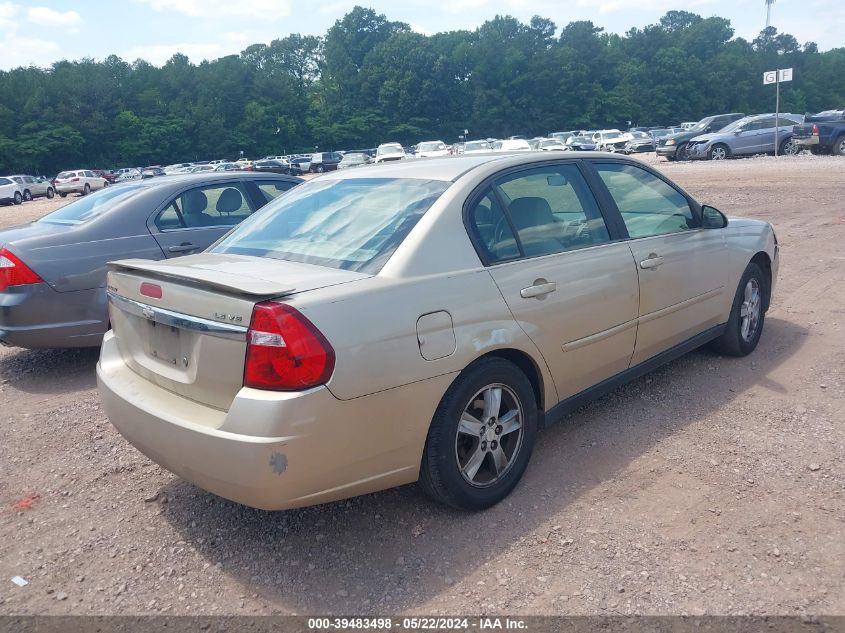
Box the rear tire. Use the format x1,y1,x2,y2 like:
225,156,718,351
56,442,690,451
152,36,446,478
833,135,845,157
419,357,538,510
709,144,729,160
711,262,767,357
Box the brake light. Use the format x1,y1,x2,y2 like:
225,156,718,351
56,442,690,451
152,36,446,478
244,302,335,391
812,124,820,136
0,248,43,292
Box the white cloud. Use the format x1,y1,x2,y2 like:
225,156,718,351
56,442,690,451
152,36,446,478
0,1,20,30
135,0,291,20
27,6,83,30
0,33,61,69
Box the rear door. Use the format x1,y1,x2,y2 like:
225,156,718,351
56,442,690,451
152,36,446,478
469,161,640,402
590,161,729,365
149,181,257,258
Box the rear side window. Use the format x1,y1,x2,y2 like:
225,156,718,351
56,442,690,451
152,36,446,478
467,191,519,263
38,184,145,225
255,180,297,203
476,164,610,261
155,183,255,231
593,163,696,238
0,178,11,185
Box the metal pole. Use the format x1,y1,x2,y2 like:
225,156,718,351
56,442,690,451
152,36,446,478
775,71,780,157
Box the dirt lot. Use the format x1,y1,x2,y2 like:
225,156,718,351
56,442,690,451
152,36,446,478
0,155,843,616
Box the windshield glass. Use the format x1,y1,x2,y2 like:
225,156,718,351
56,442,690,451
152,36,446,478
418,142,446,152
464,141,489,151
719,118,750,133
342,153,367,163
211,178,450,273
38,184,144,225
377,145,403,156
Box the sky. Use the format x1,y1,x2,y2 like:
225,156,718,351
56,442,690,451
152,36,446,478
0,0,842,71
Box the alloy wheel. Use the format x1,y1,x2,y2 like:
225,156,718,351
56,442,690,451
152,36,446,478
782,139,799,156
455,384,524,488
740,278,762,342
710,146,727,160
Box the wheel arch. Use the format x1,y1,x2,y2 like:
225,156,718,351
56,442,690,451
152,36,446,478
469,348,547,413
750,251,773,311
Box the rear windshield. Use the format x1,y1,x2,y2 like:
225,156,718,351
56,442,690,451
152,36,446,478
57,171,76,178
38,183,145,225
211,177,450,273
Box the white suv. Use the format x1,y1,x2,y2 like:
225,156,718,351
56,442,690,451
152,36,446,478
0,176,24,205
54,170,109,197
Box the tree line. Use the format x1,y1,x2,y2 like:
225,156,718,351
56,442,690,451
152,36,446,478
0,7,843,175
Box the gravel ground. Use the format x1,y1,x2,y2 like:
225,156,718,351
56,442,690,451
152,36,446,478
0,155,843,616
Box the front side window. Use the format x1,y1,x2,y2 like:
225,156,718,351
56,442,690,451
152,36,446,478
155,183,255,231
211,177,449,273
593,163,696,238
492,164,610,258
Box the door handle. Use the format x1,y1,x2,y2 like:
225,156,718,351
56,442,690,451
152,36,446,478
520,281,557,299
639,254,664,270
168,243,197,253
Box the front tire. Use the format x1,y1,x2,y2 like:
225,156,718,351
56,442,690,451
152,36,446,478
59,192,67,198
23,190,32,201
675,144,690,161
711,262,767,357
709,144,729,160
833,135,845,157
780,138,799,156
419,357,538,510
13,191,22,205
83,184,90,195
46,187,54,199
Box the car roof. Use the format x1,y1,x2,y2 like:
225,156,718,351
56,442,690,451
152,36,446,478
120,171,299,190
320,152,626,183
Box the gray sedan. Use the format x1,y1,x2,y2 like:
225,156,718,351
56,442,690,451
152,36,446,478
686,114,804,160
0,172,301,348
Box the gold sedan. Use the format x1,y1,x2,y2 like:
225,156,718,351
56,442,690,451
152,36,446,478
97,153,778,511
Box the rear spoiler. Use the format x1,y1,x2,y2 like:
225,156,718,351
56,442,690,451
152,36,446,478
109,258,296,297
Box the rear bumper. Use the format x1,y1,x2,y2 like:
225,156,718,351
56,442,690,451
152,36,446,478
55,184,85,194
792,136,818,147
97,332,456,510
0,283,107,348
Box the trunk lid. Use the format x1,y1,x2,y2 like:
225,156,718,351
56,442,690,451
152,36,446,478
107,254,369,412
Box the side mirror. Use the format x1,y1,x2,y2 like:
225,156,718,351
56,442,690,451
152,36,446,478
701,205,728,229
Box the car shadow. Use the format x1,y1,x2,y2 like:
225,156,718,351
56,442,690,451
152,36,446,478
0,346,99,394
159,316,806,613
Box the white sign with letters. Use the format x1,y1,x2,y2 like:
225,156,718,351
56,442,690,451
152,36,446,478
764,68,793,84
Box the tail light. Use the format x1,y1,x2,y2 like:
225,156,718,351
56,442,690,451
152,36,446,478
0,248,43,292
812,124,820,136
244,302,335,391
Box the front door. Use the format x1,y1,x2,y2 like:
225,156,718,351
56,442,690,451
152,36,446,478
590,161,729,365
467,162,640,402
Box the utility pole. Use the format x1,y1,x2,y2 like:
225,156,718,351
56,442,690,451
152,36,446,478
765,0,775,29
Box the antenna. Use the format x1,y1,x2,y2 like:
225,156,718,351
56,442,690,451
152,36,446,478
765,0,775,28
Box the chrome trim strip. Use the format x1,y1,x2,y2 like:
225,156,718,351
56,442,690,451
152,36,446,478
562,318,638,353
107,292,247,341
638,287,724,325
